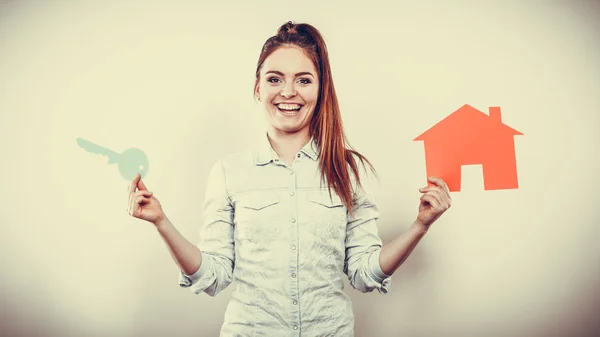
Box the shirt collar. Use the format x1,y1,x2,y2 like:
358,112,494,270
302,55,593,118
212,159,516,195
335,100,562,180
254,132,320,165
255,133,278,165
300,137,319,161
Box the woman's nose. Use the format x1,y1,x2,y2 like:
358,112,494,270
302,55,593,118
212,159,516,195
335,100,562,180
280,84,297,98
280,91,296,98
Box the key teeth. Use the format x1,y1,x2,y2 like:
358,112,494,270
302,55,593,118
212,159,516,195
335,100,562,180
76,137,122,164
76,138,96,153
76,137,90,147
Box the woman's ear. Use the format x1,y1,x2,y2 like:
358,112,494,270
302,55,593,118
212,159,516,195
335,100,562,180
255,87,261,101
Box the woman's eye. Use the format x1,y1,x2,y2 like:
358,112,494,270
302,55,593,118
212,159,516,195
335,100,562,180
266,77,310,84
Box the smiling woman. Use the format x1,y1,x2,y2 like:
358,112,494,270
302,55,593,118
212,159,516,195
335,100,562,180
252,21,376,211
126,20,452,336
256,47,319,137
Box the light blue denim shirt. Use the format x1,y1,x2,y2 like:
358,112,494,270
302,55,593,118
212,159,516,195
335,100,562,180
179,134,392,336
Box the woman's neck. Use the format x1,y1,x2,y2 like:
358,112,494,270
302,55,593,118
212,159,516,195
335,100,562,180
267,128,311,165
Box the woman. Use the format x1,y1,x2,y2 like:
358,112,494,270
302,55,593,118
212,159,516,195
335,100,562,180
127,21,451,336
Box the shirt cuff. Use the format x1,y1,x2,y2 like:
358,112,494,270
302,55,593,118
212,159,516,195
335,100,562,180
368,249,391,282
179,257,210,287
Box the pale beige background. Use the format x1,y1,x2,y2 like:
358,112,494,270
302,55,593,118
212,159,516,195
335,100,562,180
1,1,599,336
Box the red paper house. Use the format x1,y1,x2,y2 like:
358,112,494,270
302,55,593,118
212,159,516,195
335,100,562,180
414,104,523,192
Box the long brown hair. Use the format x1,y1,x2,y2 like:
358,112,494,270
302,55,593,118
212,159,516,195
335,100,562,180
254,21,376,214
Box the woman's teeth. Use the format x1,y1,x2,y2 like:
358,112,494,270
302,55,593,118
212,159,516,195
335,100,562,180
277,103,302,111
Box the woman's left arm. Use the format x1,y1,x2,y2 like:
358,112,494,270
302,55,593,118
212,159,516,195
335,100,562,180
379,177,452,275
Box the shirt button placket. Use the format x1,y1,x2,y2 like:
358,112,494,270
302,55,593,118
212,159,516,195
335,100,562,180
288,167,300,333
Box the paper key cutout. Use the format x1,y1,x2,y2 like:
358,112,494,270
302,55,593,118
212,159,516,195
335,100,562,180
413,104,523,192
77,138,149,181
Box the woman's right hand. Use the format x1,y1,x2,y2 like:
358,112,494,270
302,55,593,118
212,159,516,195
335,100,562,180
127,173,165,226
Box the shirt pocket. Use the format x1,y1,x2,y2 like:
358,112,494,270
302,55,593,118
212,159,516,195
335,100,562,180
234,190,283,244
304,190,348,242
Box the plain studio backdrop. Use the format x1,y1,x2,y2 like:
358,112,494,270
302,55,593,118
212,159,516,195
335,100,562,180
1,1,599,336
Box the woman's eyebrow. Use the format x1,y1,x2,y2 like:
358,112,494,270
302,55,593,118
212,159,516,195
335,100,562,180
265,70,315,78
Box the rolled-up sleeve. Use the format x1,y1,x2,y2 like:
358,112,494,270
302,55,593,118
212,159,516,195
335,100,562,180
179,159,235,297
343,168,392,294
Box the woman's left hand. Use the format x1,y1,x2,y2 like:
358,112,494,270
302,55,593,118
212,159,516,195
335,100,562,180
416,177,452,228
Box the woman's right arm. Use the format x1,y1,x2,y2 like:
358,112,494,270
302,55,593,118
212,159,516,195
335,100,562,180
154,216,203,276
128,159,235,296
127,174,203,276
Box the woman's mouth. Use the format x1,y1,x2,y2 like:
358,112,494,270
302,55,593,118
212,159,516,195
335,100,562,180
276,103,303,116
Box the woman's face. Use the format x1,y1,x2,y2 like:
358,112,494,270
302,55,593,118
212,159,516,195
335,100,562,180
255,46,320,137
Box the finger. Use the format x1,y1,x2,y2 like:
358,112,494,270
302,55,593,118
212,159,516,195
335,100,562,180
127,174,145,214
127,177,139,214
134,190,153,198
128,193,133,215
129,194,137,216
420,186,451,207
127,189,133,215
428,177,450,197
421,191,448,211
134,194,150,207
419,186,446,201
129,173,141,195
130,197,142,216
419,186,441,193
137,178,149,191
426,190,447,209
128,189,137,215
420,194,441,209
131,191,152,212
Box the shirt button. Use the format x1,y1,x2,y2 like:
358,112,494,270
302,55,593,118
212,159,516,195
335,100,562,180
291,245,296,250
290,171,294,175
290,191,295,196
293,325,298,330
293,300,298,305
291,273,296,278
297,153,301,158
291,218,296,223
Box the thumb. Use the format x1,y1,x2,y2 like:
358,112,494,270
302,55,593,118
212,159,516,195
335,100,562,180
137,177,149,191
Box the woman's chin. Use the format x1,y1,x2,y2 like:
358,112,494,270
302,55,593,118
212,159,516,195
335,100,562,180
271,122,309,135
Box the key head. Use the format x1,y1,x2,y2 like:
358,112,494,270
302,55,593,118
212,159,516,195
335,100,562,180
118,148,149,181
